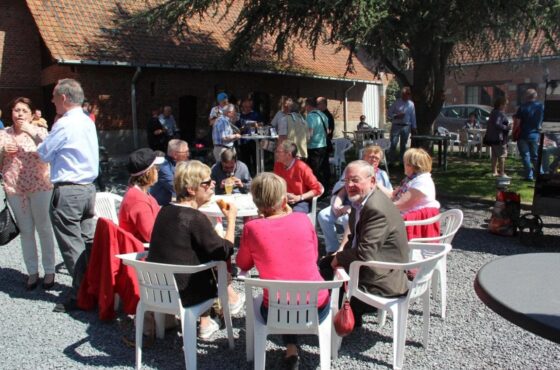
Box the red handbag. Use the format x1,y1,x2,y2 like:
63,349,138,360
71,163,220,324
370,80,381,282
333,282,355,336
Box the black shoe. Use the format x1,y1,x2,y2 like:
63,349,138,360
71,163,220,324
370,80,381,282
26,274,39,291
42,274,55,290
284,355,299,370
53,298,78,313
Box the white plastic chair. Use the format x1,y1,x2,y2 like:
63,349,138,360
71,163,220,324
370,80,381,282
95,192,122,224
345,243,451,370
117,252,234,370
405,209,463,319
329,138,353,177
308,185,324,228
243,268,349,370
436,127,460,153
459,129,482,158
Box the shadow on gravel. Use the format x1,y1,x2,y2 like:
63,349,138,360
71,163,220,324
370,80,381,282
0,267,68,303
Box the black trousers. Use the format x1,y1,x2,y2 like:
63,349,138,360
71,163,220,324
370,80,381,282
306,146,330,191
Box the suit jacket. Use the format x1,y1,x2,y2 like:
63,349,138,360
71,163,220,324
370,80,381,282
336,189,409,297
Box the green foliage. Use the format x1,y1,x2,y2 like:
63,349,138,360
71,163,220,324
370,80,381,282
385,79,400,115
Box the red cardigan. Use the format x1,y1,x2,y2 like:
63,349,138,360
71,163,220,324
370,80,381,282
118,186,160,243
273,159,323,196
77,218,145,320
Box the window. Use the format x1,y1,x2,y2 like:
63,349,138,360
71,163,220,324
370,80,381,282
465,85,505,106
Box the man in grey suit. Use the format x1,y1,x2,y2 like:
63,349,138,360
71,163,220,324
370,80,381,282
330,160,409,325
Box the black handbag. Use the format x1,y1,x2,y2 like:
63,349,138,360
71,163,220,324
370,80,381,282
0,197,19,246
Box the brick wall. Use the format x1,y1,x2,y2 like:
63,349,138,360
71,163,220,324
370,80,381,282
40,65,369,153
445,59,559,113
0,0,42,119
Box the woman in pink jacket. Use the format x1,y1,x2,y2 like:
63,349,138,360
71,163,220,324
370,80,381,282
237,172,328,369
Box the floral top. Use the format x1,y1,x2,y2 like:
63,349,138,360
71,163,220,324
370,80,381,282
0,126,52,195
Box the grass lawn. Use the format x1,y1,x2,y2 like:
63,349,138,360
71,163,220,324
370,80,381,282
390,150,536,204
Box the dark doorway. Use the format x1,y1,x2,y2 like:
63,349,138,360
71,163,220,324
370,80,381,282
42,83,56,129
251,92,271,123
179,95,197,143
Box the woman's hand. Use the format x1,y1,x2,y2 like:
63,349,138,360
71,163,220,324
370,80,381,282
219,201,238,221
286,193,299,204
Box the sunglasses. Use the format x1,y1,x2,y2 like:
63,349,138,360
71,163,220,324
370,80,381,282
200,179,213,187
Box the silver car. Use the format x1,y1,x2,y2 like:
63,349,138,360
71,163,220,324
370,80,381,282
434,104,492,133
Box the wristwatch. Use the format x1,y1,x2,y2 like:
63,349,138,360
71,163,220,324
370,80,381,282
300,194,304,202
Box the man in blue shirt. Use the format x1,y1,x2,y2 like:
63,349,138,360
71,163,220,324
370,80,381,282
237,98,263,176
388,87,417,164
150,139,190,205
212,104,241,162
36,78,99,312
516,89,544,180
305,97,330,191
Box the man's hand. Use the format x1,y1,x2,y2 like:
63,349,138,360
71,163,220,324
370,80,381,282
333,205,350,218
286,193,299,204
232,177,243,188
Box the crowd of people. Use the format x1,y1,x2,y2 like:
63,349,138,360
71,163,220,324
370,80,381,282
0,79,450,370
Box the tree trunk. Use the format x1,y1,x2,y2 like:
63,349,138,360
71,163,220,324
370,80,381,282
409,40,454,135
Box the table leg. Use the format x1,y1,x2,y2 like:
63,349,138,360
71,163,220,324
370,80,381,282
255,140,262,174
438,141,443,168
443,139,448,171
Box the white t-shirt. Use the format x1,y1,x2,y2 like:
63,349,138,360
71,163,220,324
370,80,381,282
407,172,440,212
209,105,225,120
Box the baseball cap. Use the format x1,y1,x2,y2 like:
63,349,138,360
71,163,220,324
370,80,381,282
127,148,165,176
217,92,228,103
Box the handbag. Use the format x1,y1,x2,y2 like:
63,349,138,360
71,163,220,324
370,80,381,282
333,282,355,336
512,118,521,142
0,197,19,246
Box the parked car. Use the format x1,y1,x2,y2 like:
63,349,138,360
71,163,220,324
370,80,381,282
434,104,492,133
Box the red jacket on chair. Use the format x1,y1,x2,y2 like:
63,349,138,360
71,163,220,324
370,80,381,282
77,217,145,320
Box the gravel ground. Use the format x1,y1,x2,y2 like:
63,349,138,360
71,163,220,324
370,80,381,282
0,172,559,369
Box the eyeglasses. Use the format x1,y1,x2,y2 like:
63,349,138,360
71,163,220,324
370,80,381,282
200,179,213,187
366,155,381,162
344,175,372,185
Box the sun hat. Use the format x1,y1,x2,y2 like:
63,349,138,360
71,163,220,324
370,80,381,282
127,148,165,176
217,92,228,103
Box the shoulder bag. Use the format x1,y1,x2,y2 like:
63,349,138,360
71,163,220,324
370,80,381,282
0,197,19,246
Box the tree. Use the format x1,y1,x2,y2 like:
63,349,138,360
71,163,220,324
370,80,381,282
133,0,559,133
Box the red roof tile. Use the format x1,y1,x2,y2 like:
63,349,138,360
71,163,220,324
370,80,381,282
25,0,375,81
451,31,559,65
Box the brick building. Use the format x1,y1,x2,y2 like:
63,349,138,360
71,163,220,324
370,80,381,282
0,0,386,154
445,34,560,113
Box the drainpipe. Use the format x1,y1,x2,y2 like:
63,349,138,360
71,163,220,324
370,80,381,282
344,82,356,132
131,66,142,149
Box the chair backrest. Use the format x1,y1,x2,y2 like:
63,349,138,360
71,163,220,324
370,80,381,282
437,127,449,136
406,243,451,301
117,252,224,313
244,270,348,331
332,138,353,161
407,209,463,245
348,243,451,302
95,192,122,224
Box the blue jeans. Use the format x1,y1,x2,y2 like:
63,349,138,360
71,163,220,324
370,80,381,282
389,125,411,163
317,206,349,253
260,301,330,345
517,139,540,179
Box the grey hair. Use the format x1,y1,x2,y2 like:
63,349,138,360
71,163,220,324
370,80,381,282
222,103,236,113
167,139,188,156
525,88,538,101
346,160,374,177
55,79,85,105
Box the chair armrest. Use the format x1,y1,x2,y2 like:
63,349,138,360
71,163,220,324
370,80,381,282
334,267,350,283
403,213,441,226
237,270,250,280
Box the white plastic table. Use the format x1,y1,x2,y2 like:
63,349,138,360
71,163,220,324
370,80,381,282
198,194,259,218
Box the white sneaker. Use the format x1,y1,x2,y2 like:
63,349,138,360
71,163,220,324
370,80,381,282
198,317,220,340
229,293,245,316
